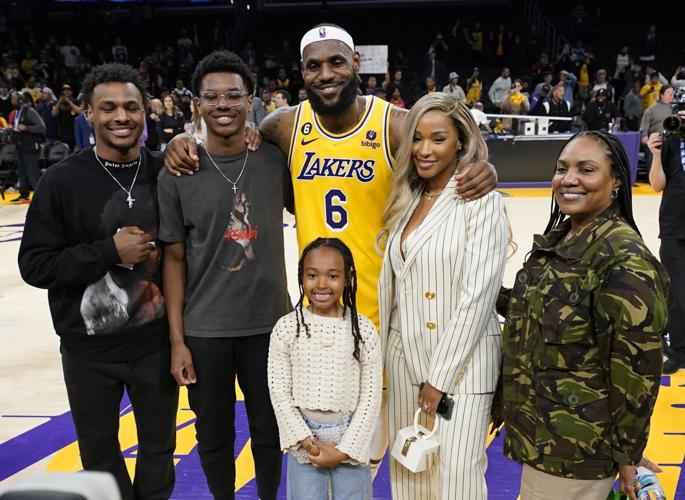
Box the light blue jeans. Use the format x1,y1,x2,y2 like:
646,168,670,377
286,418,372,500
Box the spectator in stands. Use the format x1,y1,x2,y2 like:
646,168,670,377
591,69,614,99
383,69,410,106
424,46,448,89
583,88,619,131
501,79,529,132
52,83,80,149
274,90,290,108
465,67,482,106
0,80,12,120
530,84,552,115
542,84,572,133
532,71,553,94
171,81,193,120
177,29,193,51
641,72,664,112
261,89,276,113
671,66,685,88
388,85,406,109
623,62,645,98
559,70,577,103
9,92,45,203
470,101,492,133
530,72,553,108
532,53,555,85
159,95,185,151
577,53,595,100
21,77,41,104
38,87,60,145
442,72,465,101
186,97,206,143
643,64,668,86
21,51,38,77
248,91,268,126
423,75,438,96
365,75,378,96
622,80,644,131
614,46,630,80
430,31,449,62
74,102,94,152
145,98,162,151
111,36,128,64
640,85,674,168
297,87,307,103
276,68,290,91
488,66,511,111
556,43,573,72
59,37,80,80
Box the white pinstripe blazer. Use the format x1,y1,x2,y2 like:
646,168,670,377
378,179,507,395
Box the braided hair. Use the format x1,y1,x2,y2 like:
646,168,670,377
544,130,640,235
294,237,364,361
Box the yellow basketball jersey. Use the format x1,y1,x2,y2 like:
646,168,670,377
289,96,394,328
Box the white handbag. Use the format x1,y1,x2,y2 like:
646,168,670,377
390,408,441,473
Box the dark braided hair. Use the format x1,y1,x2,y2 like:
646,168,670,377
544,130,640,236
294,237,364,361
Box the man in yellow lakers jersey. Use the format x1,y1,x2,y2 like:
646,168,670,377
165,24,497,329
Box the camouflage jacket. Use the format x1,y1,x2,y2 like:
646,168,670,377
502,207,669,479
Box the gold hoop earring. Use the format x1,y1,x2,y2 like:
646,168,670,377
611,188,619,200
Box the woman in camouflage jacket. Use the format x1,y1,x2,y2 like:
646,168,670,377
501,131,669,500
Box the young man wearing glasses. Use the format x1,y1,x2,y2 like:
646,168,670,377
157,51,292,500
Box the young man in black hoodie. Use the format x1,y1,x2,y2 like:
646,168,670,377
18,63,178,500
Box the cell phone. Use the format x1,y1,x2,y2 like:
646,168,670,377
436,393,454,420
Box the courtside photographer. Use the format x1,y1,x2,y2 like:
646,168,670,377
648,86,685,374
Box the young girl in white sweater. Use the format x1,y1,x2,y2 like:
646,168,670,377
268,237,382,500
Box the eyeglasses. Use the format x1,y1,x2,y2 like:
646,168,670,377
200,91,249,107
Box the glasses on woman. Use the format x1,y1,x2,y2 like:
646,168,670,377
200,91,249,107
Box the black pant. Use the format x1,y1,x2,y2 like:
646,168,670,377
61,346,179,500
185,334,281,500
16,148,41,197
661,238,685,357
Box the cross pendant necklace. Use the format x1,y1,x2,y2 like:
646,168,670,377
204,145,249,195
93,148,142,209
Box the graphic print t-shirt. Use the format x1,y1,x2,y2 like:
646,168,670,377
158,142,292,337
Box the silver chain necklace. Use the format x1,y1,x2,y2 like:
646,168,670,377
203,145,249,194
93,147,142,209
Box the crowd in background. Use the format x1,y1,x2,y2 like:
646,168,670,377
0,2,683,197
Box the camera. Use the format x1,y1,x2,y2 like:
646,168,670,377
663,87,685,136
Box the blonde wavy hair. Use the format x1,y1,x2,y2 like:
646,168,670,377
379,93,488,248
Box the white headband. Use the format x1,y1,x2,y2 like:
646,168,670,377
300,26,355,57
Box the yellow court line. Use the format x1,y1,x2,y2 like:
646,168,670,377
643,371,684,499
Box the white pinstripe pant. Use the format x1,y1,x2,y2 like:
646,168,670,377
386,330,492,500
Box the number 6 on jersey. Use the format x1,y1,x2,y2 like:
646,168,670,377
325,189,348,231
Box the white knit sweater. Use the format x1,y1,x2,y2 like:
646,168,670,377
267,308,382,464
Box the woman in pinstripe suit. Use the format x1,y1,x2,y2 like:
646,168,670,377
377,93,508,499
